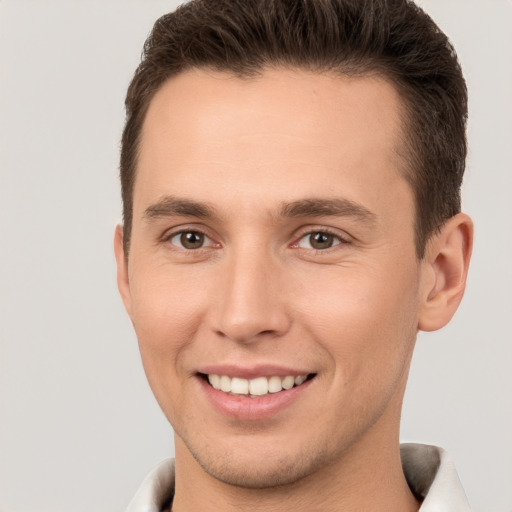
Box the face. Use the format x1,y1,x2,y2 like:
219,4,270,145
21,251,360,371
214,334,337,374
116,68,430,488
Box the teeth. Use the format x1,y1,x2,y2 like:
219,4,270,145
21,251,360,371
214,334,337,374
231,377,249,395
294,375,307,385
207,374,309,396
249,377,268,396
282,376,295,389
208,374,221,390
219,375,231,392
268,376,282,393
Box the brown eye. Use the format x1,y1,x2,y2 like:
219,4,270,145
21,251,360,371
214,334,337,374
310,232,334,249
297,231,341,250
170,231,207,249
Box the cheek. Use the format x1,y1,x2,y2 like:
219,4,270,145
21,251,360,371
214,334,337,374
127,267,209,400
297,262,420,384
129,260,208,342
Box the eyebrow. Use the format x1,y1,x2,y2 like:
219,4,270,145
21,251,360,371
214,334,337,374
143,196,217,220
280,198,377,225
143,195,377,225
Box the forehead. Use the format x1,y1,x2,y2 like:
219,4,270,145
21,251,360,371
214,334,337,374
135,67,410,220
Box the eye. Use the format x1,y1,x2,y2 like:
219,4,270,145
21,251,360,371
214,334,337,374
297,231,343,250
169,230,213,250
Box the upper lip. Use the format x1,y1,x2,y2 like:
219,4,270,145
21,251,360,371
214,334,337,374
197,364,313,379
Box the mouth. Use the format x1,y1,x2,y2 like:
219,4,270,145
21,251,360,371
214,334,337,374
200,373,316,398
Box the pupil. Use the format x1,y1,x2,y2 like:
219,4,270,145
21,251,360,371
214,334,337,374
311,232,333,249
181,232,204,249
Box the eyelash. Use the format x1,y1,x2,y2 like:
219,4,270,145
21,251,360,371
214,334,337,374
293,228,350,252
162,227,350,252
163,229,216,251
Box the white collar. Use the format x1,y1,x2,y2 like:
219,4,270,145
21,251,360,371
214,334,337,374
401,443,471,511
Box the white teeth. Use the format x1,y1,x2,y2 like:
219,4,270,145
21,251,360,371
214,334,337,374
231,377,249,395
294,375,307,386
248,377,268,396
208,374,221,390
220,375,231,392
268,376,282,393
282,376,295,389
206,373,309,396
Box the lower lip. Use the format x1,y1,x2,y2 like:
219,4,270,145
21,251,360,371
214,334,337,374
198,377,313,421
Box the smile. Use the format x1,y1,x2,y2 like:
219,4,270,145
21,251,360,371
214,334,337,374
207,374,310,397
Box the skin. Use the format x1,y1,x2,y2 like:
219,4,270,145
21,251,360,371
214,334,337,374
115,68,473,511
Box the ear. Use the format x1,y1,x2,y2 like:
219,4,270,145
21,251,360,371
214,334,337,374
114,224,133,318
418,213,473,332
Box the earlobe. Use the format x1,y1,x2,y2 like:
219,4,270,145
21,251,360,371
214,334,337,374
418,213,473,332
113,224,133,317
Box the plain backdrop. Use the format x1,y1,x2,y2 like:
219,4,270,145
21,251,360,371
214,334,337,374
0,1,511,511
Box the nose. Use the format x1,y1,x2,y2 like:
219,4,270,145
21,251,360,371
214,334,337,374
213,246,291,344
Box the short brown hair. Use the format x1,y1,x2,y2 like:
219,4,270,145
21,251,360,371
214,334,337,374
120,0,467,258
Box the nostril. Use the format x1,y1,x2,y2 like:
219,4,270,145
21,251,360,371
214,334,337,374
215,323,286,344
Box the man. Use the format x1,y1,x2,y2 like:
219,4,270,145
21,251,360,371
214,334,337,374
113,0,473,510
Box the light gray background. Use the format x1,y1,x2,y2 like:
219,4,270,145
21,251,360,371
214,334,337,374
0,1,510,511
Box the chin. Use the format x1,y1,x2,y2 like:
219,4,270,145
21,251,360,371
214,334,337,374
184,436,333,489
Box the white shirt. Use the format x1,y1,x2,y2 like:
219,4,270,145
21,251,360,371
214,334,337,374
126,443,471,512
